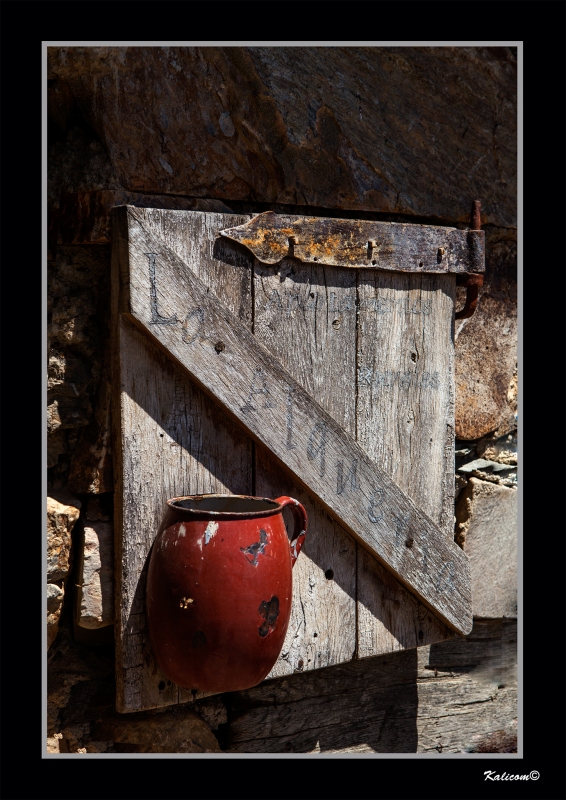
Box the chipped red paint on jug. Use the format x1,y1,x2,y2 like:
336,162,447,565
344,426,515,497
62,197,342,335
146,494,307,693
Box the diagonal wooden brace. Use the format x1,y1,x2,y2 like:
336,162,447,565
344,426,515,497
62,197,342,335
118,206,473,636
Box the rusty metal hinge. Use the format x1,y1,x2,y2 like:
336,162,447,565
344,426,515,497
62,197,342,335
221,201,485,319
455,201,484,320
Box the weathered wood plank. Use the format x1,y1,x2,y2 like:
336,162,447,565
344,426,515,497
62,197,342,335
357,272,456,536
111,209,255,712
222,619,517,754
254,262,357,676
357,555,458,658
415,619,517,754
220,211,485,273
356,270,457,656
121,206,472,636
255,261,456,671
134,208,256,706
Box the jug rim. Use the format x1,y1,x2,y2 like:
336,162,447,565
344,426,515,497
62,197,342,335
167,493,283,519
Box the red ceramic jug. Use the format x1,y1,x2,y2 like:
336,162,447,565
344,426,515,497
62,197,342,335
146,494,308,693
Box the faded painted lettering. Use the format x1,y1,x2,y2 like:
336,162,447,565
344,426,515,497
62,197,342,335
396,297,433,315
146,253,178,325
305,292,318,311
307,421,327,477
265,291,432,318
265,289,283,311
340,294,355,312
329,292,356,313
182,307,205,344
358,296,432,315
368,488,384,524
264,289,319,316
336,459,358,495
241,368,275,412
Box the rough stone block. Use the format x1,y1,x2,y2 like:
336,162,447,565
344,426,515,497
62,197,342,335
47,493,81,650
76,521,114,628
476,431,517,465
47,583,65,650
46,735,62,754
455,478,517,618
47,493,81,581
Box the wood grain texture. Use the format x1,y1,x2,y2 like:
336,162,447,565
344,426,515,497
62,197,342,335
223,619,517,754
221,211,485,273
122,206,472,635
356,271,457,656
254,262,357,676
112,209,255,712
113,206,472,713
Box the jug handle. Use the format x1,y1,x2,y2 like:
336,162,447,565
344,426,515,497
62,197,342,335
276,497,308,568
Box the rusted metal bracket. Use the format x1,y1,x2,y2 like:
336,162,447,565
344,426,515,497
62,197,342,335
220,212,485,275
455,273,483,319
222,204,485,319
455,201,484,320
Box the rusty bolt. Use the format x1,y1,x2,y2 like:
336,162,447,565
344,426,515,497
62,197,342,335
367,240,379,260
471,200,481,230
214,341,225,353
455,201,484,320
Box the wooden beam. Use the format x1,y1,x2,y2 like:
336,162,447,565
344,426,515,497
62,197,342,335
220,211,485,273
119,206,472,636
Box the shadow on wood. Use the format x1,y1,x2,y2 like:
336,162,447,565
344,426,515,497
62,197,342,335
224,648,419,753
220,619,517,754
